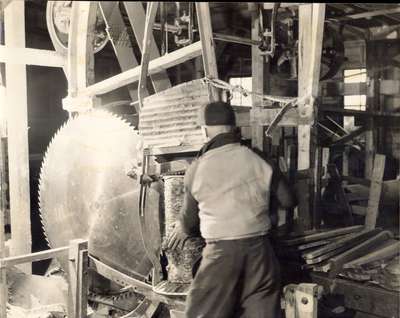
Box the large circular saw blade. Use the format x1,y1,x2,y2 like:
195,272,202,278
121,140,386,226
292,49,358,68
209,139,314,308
38,110,148,274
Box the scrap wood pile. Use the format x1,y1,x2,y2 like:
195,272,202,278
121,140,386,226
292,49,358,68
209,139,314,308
5,266,68,318
275,225,400,291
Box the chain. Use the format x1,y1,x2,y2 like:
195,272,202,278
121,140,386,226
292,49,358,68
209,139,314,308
202,77,312,137
202,77,301,106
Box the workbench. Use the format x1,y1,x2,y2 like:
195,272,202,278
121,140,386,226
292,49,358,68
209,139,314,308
311,272,400,318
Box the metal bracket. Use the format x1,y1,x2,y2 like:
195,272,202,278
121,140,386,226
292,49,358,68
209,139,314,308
174,2,194,47
284,283,324,318
258,3,280,59
62,94,100,113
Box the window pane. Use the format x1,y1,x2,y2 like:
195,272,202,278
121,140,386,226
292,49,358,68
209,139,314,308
344,69,366,83
344,95,366,108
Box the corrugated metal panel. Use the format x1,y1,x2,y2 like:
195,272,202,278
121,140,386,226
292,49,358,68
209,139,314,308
139,79,209,150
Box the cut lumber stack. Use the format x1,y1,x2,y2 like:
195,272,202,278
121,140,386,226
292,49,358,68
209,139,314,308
275,226,399,279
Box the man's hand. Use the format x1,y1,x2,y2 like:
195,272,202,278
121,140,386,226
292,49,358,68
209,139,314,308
166,222,189,251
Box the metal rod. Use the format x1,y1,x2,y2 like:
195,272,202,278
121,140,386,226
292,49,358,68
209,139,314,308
153,23,261,46
331,7,400,21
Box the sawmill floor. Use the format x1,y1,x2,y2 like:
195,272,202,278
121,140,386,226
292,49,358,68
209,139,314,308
6,266,67,318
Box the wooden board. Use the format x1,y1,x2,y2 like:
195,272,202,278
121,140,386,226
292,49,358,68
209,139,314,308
302,229,381,262
4,0,31,274
279,225,364,246
311,272,400,318
328,231,392,277
365,154,386,230
0,45,64,68
81,41,202,97
250,108,299,126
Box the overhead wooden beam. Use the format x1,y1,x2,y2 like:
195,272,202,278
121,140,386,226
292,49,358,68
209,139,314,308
0,45,65,67
4,0,31,274
251,108,299,127
81,41,202,97
297,4,326,230
123,2,171,92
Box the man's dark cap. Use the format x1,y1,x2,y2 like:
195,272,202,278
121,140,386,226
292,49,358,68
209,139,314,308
202,101,236,126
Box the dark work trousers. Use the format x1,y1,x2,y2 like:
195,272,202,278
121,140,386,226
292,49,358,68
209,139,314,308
185,235,281,318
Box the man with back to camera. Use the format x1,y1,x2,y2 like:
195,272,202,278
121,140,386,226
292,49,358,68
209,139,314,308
167,101,297,318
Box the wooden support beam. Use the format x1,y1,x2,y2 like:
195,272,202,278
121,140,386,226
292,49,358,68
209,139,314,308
0,246,69,268
251,108,299,127
0,42,7,318
322,81,400,96
365,51,379,178
365,154,386,230
81,41,202,97
68,239,88,318
321,106,400,119
251,9,265,151
321,82,367,96
297,4,326,230
67,1,97,95
123,2,171,92
138,2,159,110
0,45,65,67
99,2,143,107
329,126,367,146
196,2,219,101
4,0,31,274
333,7,400,22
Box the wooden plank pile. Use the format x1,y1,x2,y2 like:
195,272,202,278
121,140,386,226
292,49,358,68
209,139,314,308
275,225,400,280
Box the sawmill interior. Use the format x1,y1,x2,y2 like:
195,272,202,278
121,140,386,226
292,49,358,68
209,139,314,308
0,1,399,317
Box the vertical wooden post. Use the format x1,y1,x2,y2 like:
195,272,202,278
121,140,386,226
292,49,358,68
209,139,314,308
251,9,264,151
297,4,326,230
0,10,8,316
67,2,97,95
4,0,31,274
195,2,220,101
68,239,88,318
365,154,386,230
365,80,378,179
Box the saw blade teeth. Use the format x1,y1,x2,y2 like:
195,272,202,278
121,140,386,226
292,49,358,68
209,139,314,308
38,109,143,271
38,119,72,249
